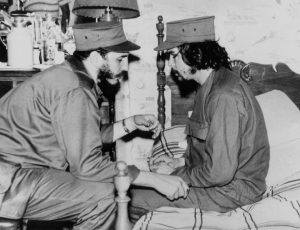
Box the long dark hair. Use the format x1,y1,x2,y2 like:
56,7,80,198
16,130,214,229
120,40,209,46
179,40,231,72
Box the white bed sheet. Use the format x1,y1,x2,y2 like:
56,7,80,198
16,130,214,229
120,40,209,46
267,138,300,187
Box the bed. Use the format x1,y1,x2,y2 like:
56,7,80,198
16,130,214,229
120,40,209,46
125,16,300,230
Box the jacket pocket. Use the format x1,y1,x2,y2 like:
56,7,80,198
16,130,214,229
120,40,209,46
185,119,209,140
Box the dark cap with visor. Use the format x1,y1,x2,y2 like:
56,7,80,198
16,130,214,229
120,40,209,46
73,21,140,52
154,16,215,51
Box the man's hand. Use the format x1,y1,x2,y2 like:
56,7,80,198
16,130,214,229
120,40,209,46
150,161,175,175
126,114,162,138
133,171,189,201
154,174,189,200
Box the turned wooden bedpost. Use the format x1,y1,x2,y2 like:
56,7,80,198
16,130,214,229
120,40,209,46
156,15,166,129
114,161,132,230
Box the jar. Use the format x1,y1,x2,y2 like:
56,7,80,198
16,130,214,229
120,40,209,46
7,16,33,67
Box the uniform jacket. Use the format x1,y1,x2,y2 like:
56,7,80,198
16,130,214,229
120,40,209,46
0,55,138,218
173,67,270,212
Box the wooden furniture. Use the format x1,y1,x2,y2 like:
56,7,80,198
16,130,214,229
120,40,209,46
114,161,132,230
0,68,40,97
156,16,167,129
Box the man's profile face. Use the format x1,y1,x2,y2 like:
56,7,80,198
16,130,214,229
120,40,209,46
104,52,129,83
167,47,194,81
97,52,129,99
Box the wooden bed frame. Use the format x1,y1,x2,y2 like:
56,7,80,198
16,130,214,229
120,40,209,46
115,16,300,230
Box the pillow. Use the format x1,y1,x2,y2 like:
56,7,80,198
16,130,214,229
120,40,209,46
255,90,300,147
266,139,300,187
256,90,300,187
151,125,187,162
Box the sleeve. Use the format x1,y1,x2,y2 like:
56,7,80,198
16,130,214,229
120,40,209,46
51,88,117,183
173,93,241,187
100,124,114,144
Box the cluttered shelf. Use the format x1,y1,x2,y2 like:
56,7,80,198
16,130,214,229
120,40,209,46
0,67,40,97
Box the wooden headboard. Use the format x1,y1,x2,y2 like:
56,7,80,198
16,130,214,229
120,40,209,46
155,16,300,127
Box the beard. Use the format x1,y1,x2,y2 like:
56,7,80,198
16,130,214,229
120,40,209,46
170,68,184,81
169,68,197,97
97,67,128,101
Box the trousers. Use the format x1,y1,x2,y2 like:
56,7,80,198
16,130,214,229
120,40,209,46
0,168,116,230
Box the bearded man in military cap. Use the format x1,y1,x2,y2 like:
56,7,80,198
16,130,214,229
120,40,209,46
0,21,189,229
130,16,269,223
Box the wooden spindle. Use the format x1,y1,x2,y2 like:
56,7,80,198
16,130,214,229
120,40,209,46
109,98,116,161
156,15,166,129
114,161,132,230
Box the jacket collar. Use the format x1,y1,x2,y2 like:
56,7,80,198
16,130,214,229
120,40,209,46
65,55,103,99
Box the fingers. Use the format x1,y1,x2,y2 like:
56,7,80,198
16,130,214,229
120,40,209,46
155,163,174,175
151,155,172,166
151,123,162,139
178,178,189,198
165,177,189,201
181,179,189,199
167,189,179,200
134,115,162,137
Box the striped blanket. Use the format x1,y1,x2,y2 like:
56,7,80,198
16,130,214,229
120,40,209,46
133,171,300,230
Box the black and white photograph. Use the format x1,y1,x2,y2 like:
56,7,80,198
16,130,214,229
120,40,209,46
0,0,300,229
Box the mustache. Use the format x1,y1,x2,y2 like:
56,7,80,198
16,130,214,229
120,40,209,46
105,71,128,81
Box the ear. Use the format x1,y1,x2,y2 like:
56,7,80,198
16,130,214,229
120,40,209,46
89,51,105,68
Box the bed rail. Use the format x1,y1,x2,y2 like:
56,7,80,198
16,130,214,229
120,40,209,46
114,161,132,230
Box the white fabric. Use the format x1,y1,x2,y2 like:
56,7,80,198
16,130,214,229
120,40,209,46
267,139,300,187
256,90,300,147
255,90,300,187
133,172,300,230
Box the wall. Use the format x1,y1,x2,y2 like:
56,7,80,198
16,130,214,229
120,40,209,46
116,0,300,168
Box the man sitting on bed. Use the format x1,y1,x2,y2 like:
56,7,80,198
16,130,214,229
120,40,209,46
130,16,270,222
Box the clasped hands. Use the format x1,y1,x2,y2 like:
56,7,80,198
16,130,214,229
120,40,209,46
126,114,162,138
127,114,189,200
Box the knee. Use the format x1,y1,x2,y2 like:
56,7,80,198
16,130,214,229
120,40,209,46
80,182,116,214
92,182,115,201
129,188,160,224
130,187,160,210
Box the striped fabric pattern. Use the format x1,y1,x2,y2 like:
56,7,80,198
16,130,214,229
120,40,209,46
151,125,186,160
24,0,70,17
133,171,300,230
